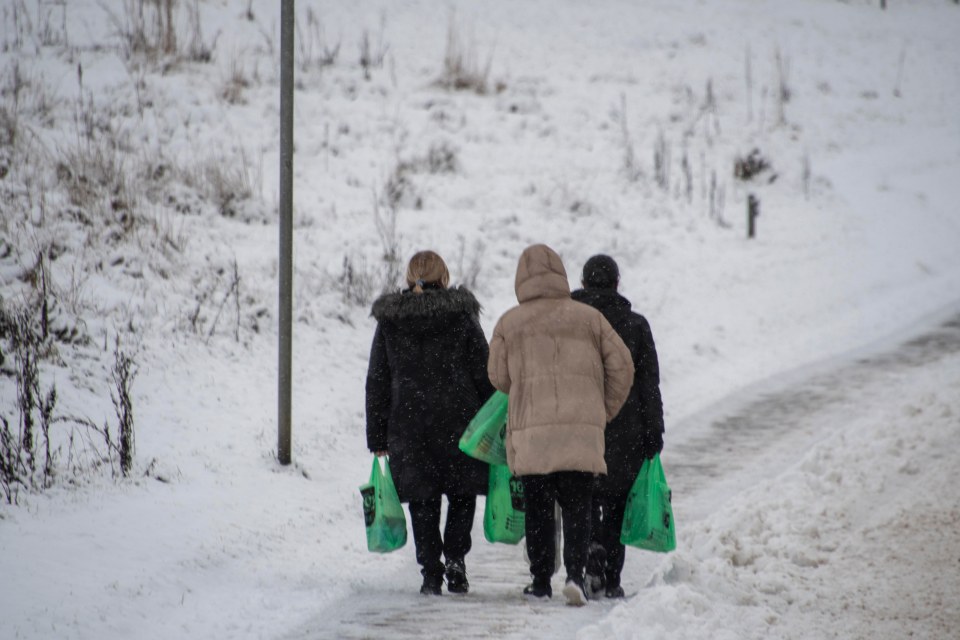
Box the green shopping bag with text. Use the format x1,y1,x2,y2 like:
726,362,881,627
459,391,509,466
483,464,525,544
620,454,676,553
359,457,407,553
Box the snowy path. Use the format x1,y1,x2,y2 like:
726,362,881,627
284,489,619,638
670,306,960,525
284,543,622,640
284,307,960,639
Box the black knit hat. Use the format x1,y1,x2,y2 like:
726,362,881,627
582,254,619,289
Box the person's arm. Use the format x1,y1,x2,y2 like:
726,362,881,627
466,315,496,401
599,316,634,421
487,319,511,393
635,316,665,455
365,324,391,453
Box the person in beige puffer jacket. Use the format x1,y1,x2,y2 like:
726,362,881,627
488,244,634,605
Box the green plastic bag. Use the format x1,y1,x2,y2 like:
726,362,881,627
359,457,407,553
459,391,509,466
483,464,525,544
620,454,676,553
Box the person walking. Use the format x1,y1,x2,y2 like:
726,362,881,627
366,250,495,596
487,244,634,606
572,254,665,599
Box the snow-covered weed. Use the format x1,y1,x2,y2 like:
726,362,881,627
110,338,136,476
35,0,67,49
0,300,134,503
183,0,216,64
220,57,251,105
103,0,178,63
613,94,644,183
102,0,216,68
1,0,30,52
296,7,340,73
358,13,388,81
435,16,496,95
454,236,485,291
54,136,139,238
179,149,264,222
654,128,671,192
774,47,791,127
335,254,379,307
372,186,403,291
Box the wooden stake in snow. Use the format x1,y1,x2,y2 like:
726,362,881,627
748,194,760,239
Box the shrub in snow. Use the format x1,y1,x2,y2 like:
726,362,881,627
734,148,775,183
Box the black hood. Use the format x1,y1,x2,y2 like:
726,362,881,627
371,286,481,333
571,288,632,320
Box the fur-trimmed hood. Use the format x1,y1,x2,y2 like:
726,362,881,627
371,286,482,332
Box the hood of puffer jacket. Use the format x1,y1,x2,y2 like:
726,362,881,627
371,286,481,335
514,244,570,303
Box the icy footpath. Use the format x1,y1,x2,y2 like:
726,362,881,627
284,515,622,639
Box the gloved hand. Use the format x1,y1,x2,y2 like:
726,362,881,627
642,430,663,459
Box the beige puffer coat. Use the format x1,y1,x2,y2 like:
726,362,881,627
488,244,634,476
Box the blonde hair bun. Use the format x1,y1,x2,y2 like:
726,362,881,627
406,250,450,293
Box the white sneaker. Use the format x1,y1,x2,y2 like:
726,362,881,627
562,579,587,607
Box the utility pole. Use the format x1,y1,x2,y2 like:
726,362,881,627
278,0,294,465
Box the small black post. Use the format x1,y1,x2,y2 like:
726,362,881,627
747,193,760,239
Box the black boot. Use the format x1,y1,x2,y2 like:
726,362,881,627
523,577,552,599
420,575,442,596
604,573,624,598
420,569,443,596
445,558,469,594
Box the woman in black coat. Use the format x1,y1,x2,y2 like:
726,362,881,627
366,250,494,596
572,254,665,598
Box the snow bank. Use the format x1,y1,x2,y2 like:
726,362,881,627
581,348,960,640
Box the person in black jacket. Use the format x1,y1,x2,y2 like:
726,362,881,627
571,254,665,599
366,250,495,596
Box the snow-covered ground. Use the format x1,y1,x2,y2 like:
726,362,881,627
2,0,959,638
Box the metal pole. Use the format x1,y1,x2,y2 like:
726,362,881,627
278,0,294,465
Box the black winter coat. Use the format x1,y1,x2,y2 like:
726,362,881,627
366,286,495,502
572,288,665,497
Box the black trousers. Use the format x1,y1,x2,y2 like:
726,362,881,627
521,471,594,584
588,491,629,588
408,495,476,579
